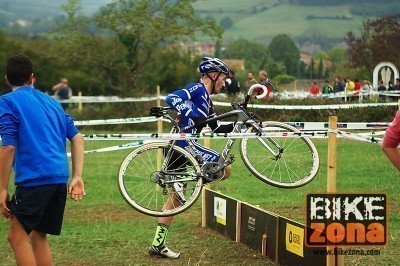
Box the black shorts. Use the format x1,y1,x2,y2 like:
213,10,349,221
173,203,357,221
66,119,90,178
8,184,67,235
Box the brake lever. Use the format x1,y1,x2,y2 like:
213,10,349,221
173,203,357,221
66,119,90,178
231,99,247,110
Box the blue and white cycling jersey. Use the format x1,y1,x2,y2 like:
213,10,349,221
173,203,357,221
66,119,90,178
165,82,234,163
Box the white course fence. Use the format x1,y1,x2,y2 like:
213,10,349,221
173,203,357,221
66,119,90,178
60,93,400,111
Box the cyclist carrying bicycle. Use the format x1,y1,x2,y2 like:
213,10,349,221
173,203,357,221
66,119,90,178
149,57,235,258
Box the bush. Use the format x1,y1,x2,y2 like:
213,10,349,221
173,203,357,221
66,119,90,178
220,17,233,30
273,74,296,84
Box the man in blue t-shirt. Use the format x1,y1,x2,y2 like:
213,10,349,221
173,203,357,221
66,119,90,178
0,55,85,265
149,57,234,259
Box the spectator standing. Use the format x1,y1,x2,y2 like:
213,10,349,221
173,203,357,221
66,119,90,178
0,55,85,266
362,80,372,100
377,80,387,101
257,70,272,99
322,80,333,97
387,81,396,101
333,76,344,102
394,78,400,101
353,79,361,102
310,81,319,97
52,78,72,110
244,71,257,91
344,77,355,102
225,70,240,96
395,78,400,91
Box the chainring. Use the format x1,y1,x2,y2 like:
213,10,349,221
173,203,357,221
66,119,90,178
201,162,225,182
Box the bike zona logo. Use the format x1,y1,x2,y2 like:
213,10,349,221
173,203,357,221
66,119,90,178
306,193,387,247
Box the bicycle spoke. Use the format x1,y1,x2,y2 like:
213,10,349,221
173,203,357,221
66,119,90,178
282,155,301,181
284,142,308,151
135,185,154,198
249,156,272,166
146,149,156,171
241,123,319,188
138,187,156,205
282,137,298,150
147,189,156,208
282,156,292,183
124,180,149,190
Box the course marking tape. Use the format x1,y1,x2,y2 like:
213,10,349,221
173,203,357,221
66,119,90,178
73,116,391,130
59,95,399,110
82,129,382,142
74,129,384,157
75,116,170,126
67,140,152,157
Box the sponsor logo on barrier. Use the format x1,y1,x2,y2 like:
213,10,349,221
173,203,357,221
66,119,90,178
286,122,305,129
247,216,256,232
285,223,304,257
306,193,387,247
366,123,389,128
214,197,227,225
324,123,348,129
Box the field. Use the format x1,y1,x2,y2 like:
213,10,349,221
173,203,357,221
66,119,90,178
1,0,389,45
1,133,399,265
192,1,366,43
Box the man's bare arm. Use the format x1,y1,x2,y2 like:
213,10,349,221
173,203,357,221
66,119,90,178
68,133,85,200
382,146,400,171
0,146,15,218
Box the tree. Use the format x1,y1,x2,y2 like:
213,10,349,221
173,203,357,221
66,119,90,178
317,57,323,79
222,38,271,71
327,46,348,78
142,48,201,93
214,40,221,58
54,0,223,95
345,14,400,74
306,58,315,80
268,34,300,77
220,17,233,30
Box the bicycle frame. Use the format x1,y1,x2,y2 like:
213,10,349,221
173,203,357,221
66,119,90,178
164,107,283,172
158,83,282,178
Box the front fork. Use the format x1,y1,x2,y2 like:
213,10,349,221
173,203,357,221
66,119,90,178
250,122,284,160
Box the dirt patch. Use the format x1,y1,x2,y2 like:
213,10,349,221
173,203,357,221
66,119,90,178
64,204,146,223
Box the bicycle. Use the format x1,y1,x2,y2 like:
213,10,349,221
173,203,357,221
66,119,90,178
118,84,319,217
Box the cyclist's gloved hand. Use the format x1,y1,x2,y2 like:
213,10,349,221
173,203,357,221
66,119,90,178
193,116,207,129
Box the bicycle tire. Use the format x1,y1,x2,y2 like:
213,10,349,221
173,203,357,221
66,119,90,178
240,121,319,188
118,142,203,217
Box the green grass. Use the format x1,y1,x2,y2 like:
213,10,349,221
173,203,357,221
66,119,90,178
193,1,368,43
0,136,399,265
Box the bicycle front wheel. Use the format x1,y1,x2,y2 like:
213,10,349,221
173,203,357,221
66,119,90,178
118,142,203,217
240,121,319,188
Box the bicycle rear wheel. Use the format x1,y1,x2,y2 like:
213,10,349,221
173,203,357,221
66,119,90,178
240,121,319,188
118,142,203,217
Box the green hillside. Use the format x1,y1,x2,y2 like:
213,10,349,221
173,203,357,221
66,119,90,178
0,0,111,17
0,0,398,48
0,0,112,32
193,0,398,48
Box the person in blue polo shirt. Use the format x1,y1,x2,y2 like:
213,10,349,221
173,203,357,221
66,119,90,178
0,55,85,265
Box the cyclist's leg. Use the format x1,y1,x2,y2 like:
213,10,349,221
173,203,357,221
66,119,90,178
158,146,188,227
151,147,187,257
151,140,228,258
